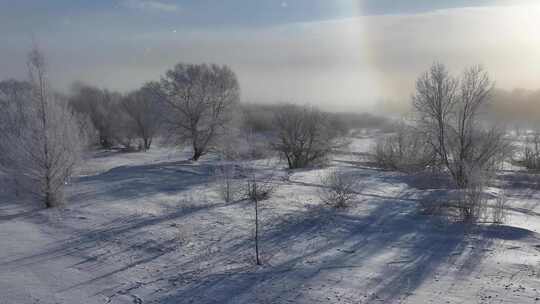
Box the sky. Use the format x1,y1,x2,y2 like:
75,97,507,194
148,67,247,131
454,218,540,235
1,0,539,112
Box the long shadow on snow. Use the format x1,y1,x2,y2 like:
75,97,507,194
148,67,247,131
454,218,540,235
157,199,536,304
0,202,218,271
70,160,213,204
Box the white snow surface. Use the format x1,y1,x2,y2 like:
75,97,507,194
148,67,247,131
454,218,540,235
1,138,540,304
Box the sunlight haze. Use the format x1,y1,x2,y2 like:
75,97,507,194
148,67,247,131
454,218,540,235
1,0,539,111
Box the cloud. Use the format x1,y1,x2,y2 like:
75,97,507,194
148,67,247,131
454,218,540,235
121,0,178,12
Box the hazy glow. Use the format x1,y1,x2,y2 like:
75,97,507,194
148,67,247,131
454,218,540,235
0,1,539,112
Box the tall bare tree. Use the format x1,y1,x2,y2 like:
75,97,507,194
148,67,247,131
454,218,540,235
412,62,458,170
157,63,240,160
413,63,510,220
447,66,497,187
0,46,83,208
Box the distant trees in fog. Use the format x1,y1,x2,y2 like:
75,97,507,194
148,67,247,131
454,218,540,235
69,82,163,151
0,47,83,208
490,88,540,126
69,83,120,148
68,63,240,157
120,82,163,151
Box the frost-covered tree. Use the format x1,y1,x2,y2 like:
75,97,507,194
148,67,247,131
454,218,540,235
413,63,508,187
0,46,83,208
156,63,240,161
413,63,510,221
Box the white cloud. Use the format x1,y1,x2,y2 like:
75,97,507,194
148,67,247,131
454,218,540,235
121,0,178,12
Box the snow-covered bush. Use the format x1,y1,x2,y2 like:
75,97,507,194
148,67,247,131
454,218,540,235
319,169,357,208
371,124,435,173
245,177,275,202
456,174,487,222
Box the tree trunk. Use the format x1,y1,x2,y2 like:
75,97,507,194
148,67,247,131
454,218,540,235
192,149,203,161
143,138,152,151
254,190,261,265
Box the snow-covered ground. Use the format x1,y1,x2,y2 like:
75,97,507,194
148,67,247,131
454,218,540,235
1,137,540,304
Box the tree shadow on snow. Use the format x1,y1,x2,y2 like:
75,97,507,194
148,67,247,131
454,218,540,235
155,198,538,304
70,160,214,205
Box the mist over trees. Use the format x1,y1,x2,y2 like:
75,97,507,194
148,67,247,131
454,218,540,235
1,42,534,223
412,64,509,189
69,83,120,148
372,62,514,222
119,83,163,151
490,88,540,127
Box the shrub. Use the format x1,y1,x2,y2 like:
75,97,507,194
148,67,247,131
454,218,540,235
214,163,242,203
319,169,357,208
371,124,435,173
272,104,342,169
245,178,275,202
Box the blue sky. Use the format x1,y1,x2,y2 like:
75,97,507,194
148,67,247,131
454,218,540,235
1,0,539,111
0,0,502,30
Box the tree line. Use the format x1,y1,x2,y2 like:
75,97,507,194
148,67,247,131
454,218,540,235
4,47,534,228
1,46,361,208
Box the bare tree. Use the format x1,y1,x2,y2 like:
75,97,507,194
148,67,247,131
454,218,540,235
413,63,510,221
413,64,507,187
447,66,498,187
120,82,162,151
272,104,341,169
413,62,458,171
241,129,277,265
156,63,240,161
0,46,83,208
244,163,275,266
